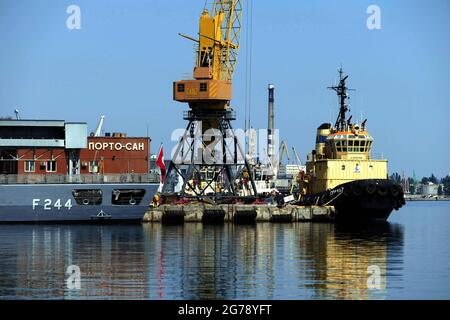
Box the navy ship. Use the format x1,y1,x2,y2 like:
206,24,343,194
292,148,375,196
0,118,159,222
296,69,405,221
0,183,158,223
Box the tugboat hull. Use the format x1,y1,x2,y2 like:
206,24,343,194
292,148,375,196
299,179,405,221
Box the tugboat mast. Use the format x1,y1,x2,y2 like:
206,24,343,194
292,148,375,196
328,68,354,132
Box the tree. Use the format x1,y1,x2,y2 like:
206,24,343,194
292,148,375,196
390,172,401,184
407,177,416,194
421,177,429,184
438,185,443,196
429,174,439,184
441,176,450,195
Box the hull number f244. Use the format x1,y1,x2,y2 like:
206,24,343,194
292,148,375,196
32,199,73,210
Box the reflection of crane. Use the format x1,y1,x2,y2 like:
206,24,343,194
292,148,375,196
94,115,105,137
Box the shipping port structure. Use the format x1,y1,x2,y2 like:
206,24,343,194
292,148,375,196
162,0,259,203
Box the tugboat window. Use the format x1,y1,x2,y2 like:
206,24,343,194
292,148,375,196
200,83,208,92
72,189,102,205
112,189,146,205
341,165,345,170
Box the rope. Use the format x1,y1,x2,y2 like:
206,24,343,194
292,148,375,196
323,190,343,206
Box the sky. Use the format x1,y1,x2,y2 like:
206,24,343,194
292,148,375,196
0,0,449,178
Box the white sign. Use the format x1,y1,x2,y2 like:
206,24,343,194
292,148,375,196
88,142,145,151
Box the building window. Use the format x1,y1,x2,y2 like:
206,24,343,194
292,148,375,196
24,160,35,172
177,83,185,92
89,161,99,173
200,83,208,92
46,160,57,173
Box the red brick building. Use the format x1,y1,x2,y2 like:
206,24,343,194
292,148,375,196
0,120,150,175
81,137,150,174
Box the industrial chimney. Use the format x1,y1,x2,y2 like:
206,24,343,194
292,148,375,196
267,84,275,166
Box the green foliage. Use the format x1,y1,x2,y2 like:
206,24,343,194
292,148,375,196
441,175,450,195
390,172,401,184
438,185,443,196
421,174,439,185
430,174,439,184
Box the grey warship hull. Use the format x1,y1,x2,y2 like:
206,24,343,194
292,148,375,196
0,183,159,223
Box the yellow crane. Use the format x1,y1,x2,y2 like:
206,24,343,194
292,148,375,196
164,0,257,199
173,0,243,110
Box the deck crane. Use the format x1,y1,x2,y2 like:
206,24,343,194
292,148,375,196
94,115,105,137
291,146,302,169
274,141,290,178
164,1,257,200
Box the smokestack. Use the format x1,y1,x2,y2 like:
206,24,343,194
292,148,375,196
267,84,275,164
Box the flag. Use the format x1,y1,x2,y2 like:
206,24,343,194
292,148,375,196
156,144,166,183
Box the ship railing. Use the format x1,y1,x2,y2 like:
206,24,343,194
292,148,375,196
369,153,386,160
0,173,161,184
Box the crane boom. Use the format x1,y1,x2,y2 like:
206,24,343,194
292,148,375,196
292,146,302,168
94,115,105,137
213,0,243,81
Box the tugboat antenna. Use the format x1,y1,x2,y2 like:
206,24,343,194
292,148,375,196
327,67,355,132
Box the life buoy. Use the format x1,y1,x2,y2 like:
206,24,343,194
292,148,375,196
353,185,362,196
378,185,388,196
343,186,351,197
129,198,136,205
366,183,376,195
82,199,90,205
390,185,400,197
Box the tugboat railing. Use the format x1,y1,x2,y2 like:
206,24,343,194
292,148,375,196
0,173,161,185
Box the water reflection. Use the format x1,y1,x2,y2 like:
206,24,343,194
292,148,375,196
0,222,404,299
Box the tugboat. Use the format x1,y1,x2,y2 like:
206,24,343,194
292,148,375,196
297,68,405,221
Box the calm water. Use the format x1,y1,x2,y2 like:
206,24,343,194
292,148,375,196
0,201,449,300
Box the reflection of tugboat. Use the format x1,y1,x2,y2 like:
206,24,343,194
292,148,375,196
298,69,405,221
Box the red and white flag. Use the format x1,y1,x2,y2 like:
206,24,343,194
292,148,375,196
156,144,166,183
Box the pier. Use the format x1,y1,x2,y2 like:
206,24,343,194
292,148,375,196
143,204,335,223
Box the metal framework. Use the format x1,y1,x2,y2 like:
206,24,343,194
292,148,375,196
163,109,257,201
213,0,243,81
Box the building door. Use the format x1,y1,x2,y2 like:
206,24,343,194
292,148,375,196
0,149,18,174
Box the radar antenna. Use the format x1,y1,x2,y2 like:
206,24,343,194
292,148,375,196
327,68,355,132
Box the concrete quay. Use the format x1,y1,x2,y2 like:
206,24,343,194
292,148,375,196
143,204,336,223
